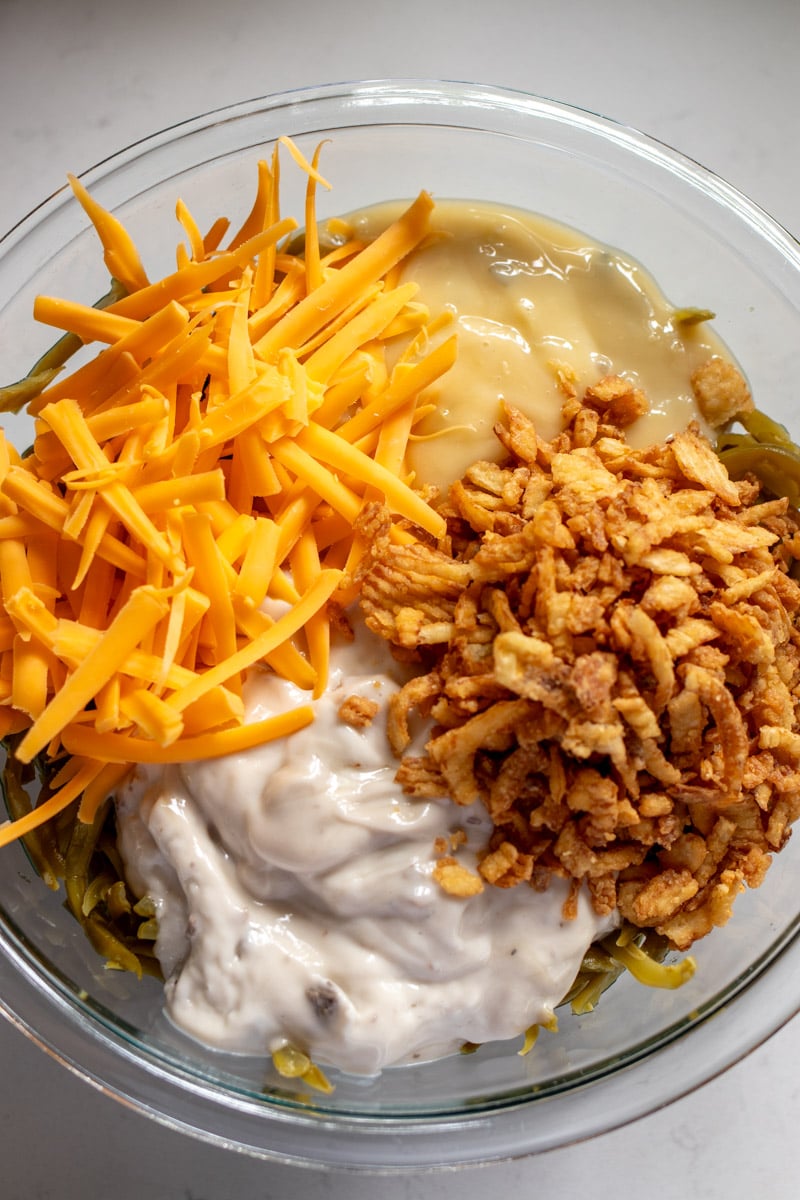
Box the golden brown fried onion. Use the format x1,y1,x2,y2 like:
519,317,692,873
360,377,800,950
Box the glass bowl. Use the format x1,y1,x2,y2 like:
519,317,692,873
1,80,800,1171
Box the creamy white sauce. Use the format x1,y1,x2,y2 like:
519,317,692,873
116,630,614,1075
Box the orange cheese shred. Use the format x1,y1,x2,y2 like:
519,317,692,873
0,137,456,849
67,172,150,293
61,705,315,765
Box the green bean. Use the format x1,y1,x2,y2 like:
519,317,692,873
0,749,161,978
604,937,696,989
716,406,800,505
561,924,678,1014
718,444,800,507
83,911,143,977
0,746,61,889
671,306,716,326
81,870,117,919
64,799,110,924
0,278,127,413
105,879,132,919
0,367,65,414
565,963,624,1015
740,408,795,447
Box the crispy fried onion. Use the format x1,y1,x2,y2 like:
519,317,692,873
360,377,800,949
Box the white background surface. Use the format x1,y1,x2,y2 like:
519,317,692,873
0,0,798,1196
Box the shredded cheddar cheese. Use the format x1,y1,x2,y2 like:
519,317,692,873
0,140,454,846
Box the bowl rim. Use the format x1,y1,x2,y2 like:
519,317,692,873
1,77,800,1170
3,77,799,261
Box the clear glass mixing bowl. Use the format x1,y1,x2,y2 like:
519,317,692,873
1,80,799,1171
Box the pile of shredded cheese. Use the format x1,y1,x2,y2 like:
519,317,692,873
0,138,453,848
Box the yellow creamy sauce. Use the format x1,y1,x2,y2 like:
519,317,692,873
346,200,726,492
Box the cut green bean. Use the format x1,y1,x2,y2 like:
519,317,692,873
0,278,127,413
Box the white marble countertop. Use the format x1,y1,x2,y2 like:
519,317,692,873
0,0,798,1195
